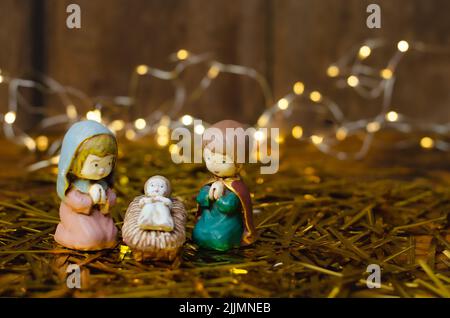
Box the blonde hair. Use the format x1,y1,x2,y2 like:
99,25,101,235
144,175,171,197
71,134,117,176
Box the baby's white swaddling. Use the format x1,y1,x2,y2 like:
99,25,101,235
137,176,174,231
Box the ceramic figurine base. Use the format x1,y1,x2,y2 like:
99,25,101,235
122,195,186,262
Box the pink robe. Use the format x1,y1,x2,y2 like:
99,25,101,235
54,187,118,251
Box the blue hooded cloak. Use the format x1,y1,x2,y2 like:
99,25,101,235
56,120,115,200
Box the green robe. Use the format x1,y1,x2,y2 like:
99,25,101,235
193,185,243,251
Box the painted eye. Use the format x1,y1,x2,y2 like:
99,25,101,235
222,160,226,164
160,185,164,188
94,163,98,167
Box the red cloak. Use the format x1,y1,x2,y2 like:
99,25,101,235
197,176,256,246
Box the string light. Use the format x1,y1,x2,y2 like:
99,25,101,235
385,111,399,122
347,75,359,87
136,65,149,75
157,134,169,146
309,91,322,102
181,114,193,126
2,39,449,169
277,98,289,110
311,135,323,145
157,125,169,135
0,75,4,83
109,119,125,132
36,135,49,151
194,123,205,135
66,104,78,119
358,45,372,59
134,118,147,130
257,114,269,127
420,137,434,149
169,144,180,155
380,68,393,79
336,127,348,141
86,109,102,122
366,121,381,133
125,129,136,140
293,81,305,95
23,136,36,151
326,65,340,77
397,40,410,52
50,155,60,165
254,131,265,141
275,135,285,144
176,49,189,60
207,64,220,79
291,125,303,139
4,111,16,124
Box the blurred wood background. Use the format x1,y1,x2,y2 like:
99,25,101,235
0,0,449,127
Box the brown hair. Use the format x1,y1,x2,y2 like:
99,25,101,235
71,134,118,177
202,120,250,162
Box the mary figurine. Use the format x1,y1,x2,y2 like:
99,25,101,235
54,120,119,251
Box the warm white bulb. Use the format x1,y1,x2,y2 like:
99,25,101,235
181,115,193,126
157,135,169,146
194,124,205,135
109,119,125,131
277,98,289,110
177,49,189,60
4,111,16,124
327,65,340,77
207,65,220,79
36,135,49,151
136,65,149,75
385,111,399,122
311,135,323,145
254,131,265,141
397,40,409,52
380,68,393,79
23,136,36,151
420,137,434,149
366,121,381,133
336,127,348,141
358,45,372,59
169,144,180,154
157,125,169,135
125,129,136,140
257,114,269,127
293,81,305,95
86,110,101,122
309,91,322,103
347,75,359,87
66,104,77,119
134,118,147,130
291,126,303,139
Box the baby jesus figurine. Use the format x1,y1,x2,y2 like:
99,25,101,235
137,175,174,231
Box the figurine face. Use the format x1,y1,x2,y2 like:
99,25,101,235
204,148,239,177
79,154,115,180
145,177,169,196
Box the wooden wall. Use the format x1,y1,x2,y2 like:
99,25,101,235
0,0,449,127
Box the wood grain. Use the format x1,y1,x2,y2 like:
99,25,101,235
1,0,449,126
43,0,270,124
0,0,35,128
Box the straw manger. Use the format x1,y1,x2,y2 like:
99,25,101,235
122,196,187,262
